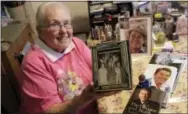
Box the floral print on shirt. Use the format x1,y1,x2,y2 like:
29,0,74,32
57,70,85,101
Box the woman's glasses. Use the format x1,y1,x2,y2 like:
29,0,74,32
43,21,72,31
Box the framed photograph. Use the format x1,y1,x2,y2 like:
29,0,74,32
92,40,132,92
127,16,152,54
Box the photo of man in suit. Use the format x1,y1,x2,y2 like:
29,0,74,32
149,67,171,92
124,88,160,114
138,67,172,92
134,88,160,109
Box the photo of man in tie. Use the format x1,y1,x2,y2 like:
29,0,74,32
123,88,160,114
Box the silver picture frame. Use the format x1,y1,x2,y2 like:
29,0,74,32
92,40,132,92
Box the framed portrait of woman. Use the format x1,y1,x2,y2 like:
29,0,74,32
126,16,152,55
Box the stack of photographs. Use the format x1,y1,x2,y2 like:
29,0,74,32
142,52,186,108
149,52,187,91
92,40,132,92
123,52,187,113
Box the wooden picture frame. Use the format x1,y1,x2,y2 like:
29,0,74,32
92,40,132,92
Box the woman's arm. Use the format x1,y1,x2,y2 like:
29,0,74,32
44,85,96,114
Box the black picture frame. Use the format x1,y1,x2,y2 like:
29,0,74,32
92,40,132,92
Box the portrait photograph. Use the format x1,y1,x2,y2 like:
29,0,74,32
92,41,132,92
143,64,177,93
127,16,152,54
123,87,164,114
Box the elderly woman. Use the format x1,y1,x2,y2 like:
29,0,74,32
128,24,146,53
18,2,114,114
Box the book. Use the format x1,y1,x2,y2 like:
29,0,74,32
123,87,165,114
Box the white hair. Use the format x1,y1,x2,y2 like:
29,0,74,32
36,2,71,31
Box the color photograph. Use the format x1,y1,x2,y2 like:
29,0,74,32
128,16,152,54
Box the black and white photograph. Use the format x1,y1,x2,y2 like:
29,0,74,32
149,52,187,66
123,87,165,114
92,41,132,92
127,16,152,54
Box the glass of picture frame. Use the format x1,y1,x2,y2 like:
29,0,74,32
92,40,132,92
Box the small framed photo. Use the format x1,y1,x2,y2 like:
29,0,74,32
127,16,152,55
92,40,132,92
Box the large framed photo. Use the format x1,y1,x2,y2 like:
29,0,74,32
92,40,132,92
127,16,152,54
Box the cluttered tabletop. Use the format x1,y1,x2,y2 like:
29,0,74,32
97,35,187,114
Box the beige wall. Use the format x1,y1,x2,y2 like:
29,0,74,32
24,1,90,37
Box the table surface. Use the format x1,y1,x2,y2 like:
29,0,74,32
97,35,187,113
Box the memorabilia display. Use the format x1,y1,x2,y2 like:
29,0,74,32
92,40,132,92
138,52,187,108
128,16,152,54
88,1,133,43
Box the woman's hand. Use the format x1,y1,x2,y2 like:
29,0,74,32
73,84,121,110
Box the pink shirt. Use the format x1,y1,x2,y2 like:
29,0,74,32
18,37,93,113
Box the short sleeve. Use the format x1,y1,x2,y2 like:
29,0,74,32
20,58,62,113
82,43,92,68
73,37,92,69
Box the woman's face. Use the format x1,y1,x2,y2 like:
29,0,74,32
129,31,145,53
39,6,73,53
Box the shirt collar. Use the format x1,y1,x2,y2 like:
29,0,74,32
35,38,75,62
